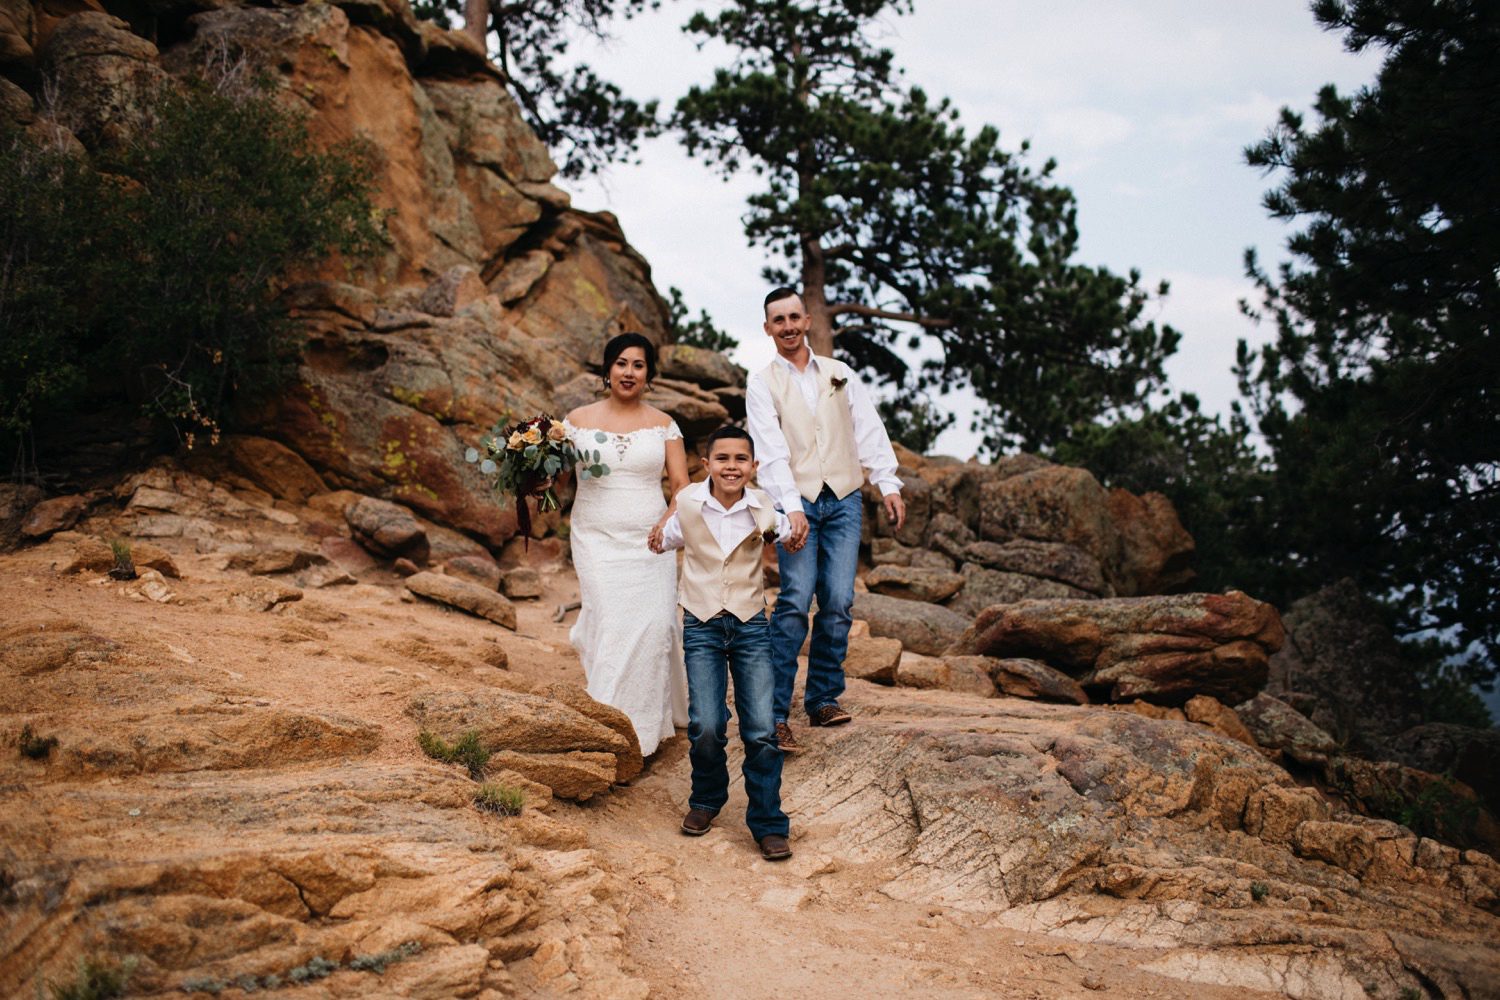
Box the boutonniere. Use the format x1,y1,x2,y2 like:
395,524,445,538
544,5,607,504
830,376,848,392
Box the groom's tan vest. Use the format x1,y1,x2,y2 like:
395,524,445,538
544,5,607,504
761,356,865,502
677,486,778,623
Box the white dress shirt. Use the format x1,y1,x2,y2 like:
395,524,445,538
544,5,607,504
659,480,793,556
744,354,903,515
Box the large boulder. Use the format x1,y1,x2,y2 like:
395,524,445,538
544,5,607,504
404,571,516,629
347,495,430,562
405,688,639,799
657,343,745,389
0,0,36,74
1267,579,1424,750
1234,692,1339,765
19,494,90,539
947,564,1090,619
843,635,902,684
852,592,970,656
864,565,964,604
183,435,329,503
960,538,1109,595
893,653,995,697
1105,488,1196,595
978,464,1117,575
948,591,1284,706
973,462,1195,597
38,11,164,149
961,656,1089,705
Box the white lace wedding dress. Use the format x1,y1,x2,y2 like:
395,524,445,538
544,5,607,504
565,419,688,757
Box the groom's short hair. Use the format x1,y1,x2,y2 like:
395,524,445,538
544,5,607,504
705,424,755,457
763,286,800,316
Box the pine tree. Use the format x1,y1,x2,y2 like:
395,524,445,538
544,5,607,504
673,0,1178,453
1240,0,1500,687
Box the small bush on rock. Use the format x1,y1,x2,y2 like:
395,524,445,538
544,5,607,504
349,941,422,973
474,782,525,816
108,539,136,581
46,955,136,1000
417,729,490,779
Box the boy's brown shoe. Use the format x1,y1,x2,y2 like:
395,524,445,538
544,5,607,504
808,703,851,727
758,834,792,861
774,722,802,753
680,808,717,836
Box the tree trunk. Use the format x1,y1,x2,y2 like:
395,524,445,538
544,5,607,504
463,0,488,47
800,235,835,358
790,39,835,358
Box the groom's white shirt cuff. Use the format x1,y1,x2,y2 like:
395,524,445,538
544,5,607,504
746,360,904,514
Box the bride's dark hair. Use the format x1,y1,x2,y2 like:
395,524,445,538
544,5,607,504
601,332,659,383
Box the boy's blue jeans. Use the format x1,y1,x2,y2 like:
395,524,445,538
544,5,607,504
682,609,788,840
770,487,863,722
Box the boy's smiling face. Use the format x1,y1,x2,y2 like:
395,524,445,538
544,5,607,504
705,436,756,503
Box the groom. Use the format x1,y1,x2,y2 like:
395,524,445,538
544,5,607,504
745,286,906,753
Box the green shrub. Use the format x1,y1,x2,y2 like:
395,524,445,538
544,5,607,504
107,539,136,580
474,782,526,816
286,956,337,983
46,956,135,1000
348,941,422,973
417,729,490,778
1249,881,1269,902
1,68,381,467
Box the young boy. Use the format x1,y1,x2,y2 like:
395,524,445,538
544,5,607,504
650,424,801,861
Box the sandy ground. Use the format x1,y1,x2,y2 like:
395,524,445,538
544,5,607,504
2,541,1278,999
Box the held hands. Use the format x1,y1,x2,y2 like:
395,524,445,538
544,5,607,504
647,516,668,554
785,512,809,552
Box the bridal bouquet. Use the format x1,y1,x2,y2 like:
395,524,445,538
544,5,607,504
466,414,603,539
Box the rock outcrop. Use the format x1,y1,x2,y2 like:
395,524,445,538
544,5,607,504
868,453,1195,604
947,590,1285,706
4,0,715,552
0,479,650,997
783,681,1500,997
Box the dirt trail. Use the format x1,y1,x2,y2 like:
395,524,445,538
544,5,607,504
1,541,1275,998
516,580,1272,1000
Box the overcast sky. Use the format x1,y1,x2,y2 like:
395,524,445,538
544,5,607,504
561,0,1383,458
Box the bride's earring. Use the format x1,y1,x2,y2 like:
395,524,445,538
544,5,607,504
601,377,611,391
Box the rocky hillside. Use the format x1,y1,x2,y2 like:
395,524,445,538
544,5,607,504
2,0,742,548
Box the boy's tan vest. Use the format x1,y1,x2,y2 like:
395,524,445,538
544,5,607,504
677,486,777,623
761,356,864,502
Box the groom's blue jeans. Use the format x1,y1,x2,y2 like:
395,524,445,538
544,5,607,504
682,609,788,840
770,486,863,722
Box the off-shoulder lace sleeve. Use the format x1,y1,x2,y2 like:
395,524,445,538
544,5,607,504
665,421,683,441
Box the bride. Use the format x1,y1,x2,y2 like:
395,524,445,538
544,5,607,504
564,333,690,757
